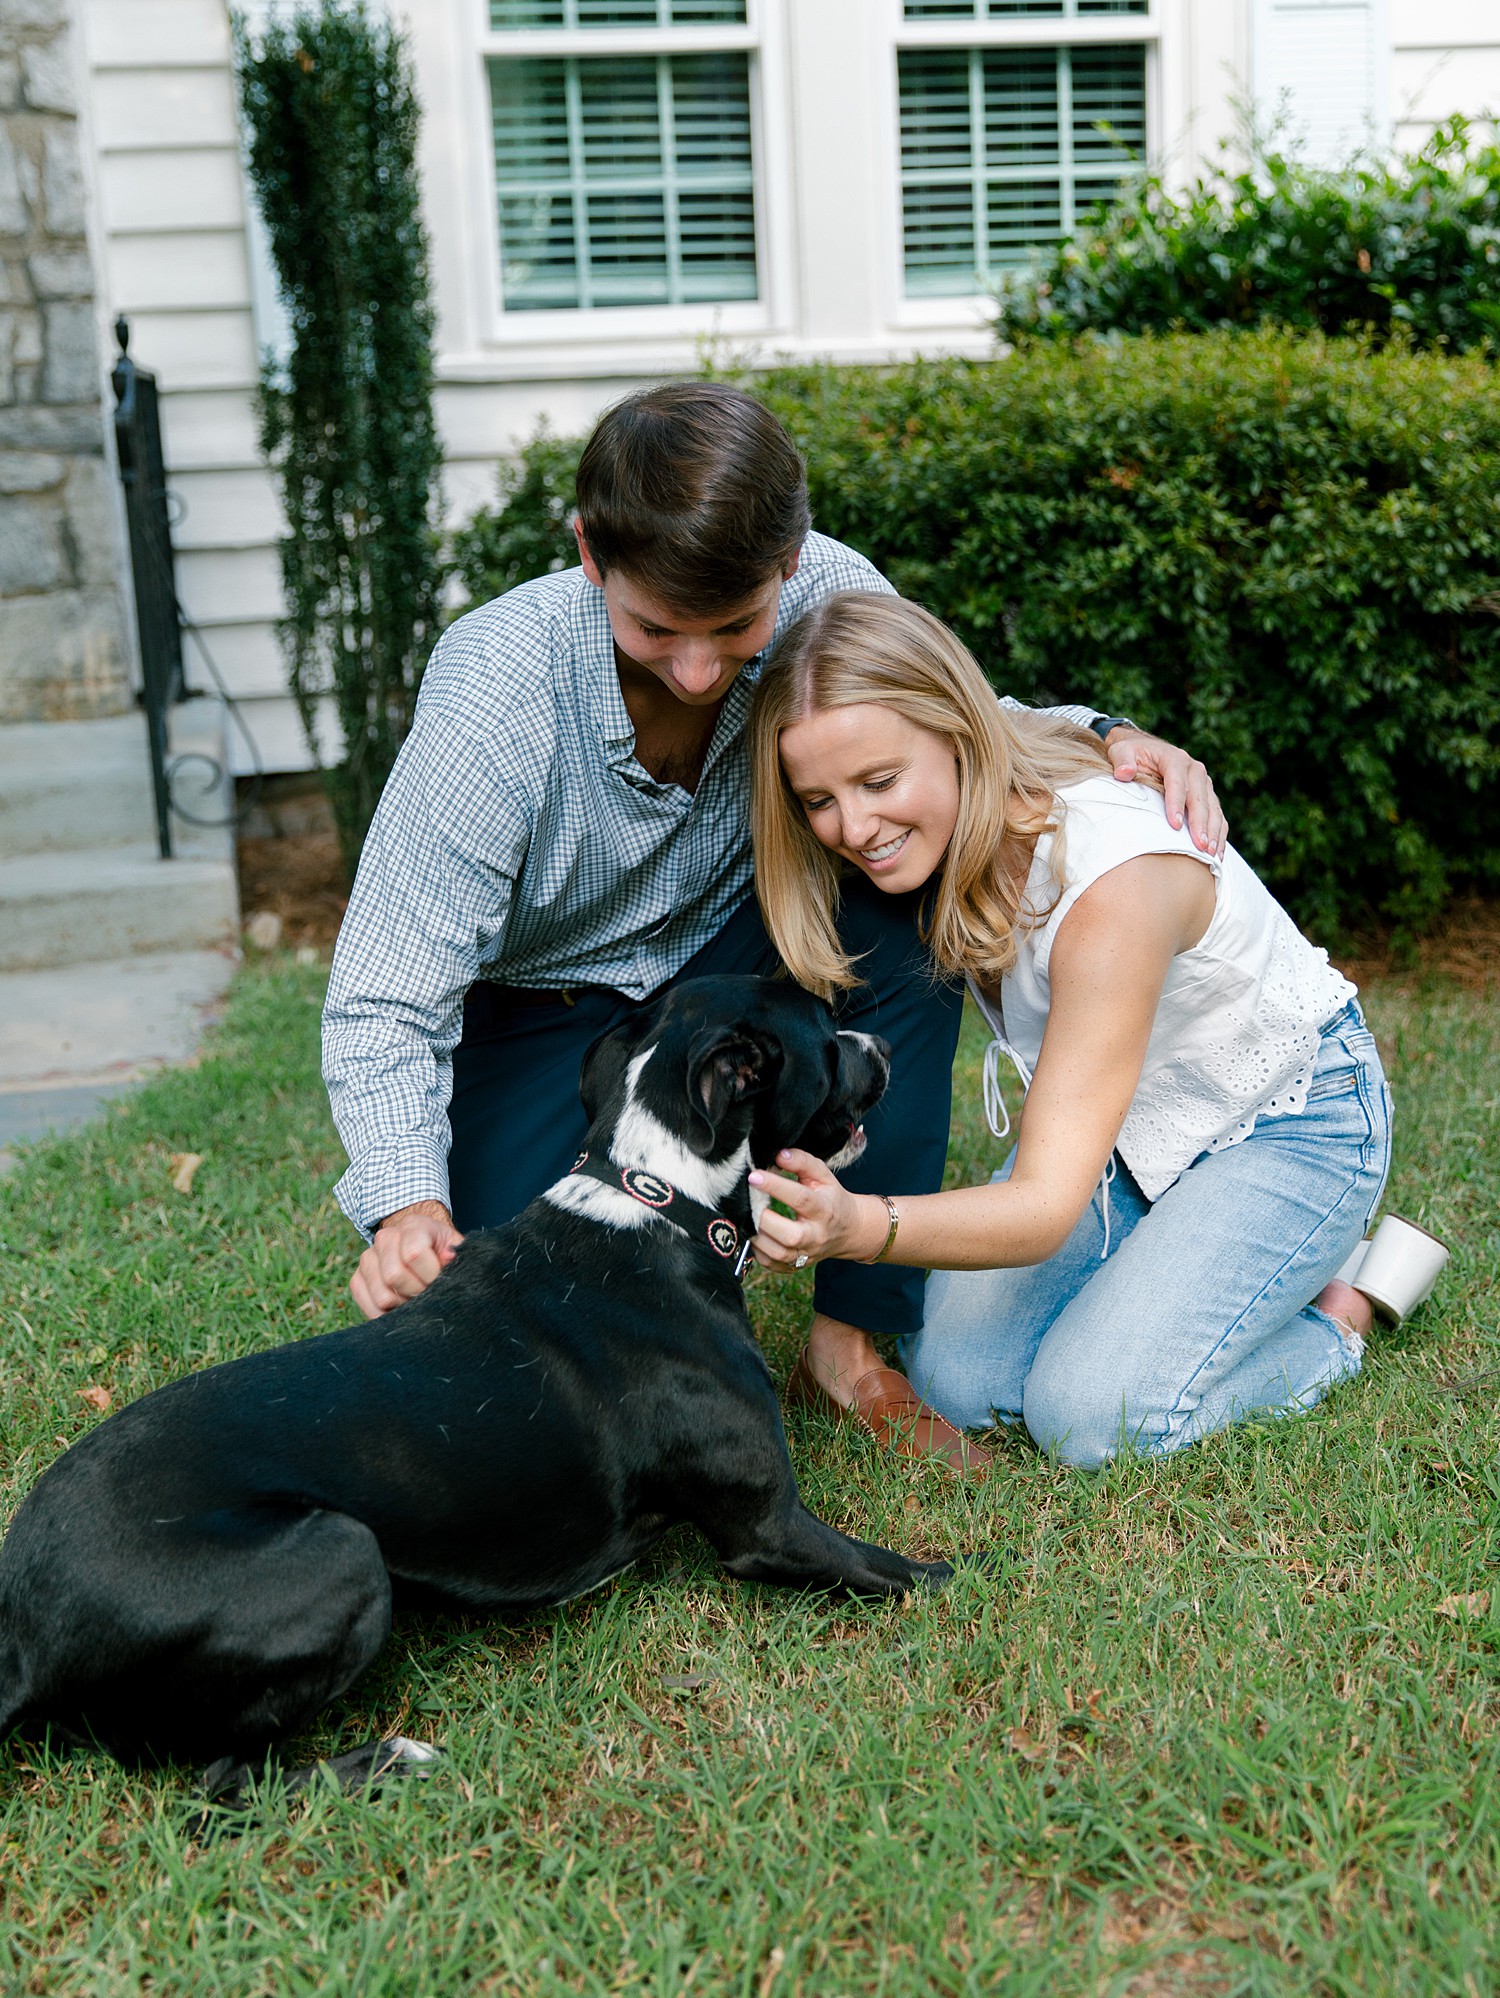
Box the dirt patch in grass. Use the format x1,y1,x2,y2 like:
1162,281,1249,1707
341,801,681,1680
234,775,348,953
1342,894,1500,993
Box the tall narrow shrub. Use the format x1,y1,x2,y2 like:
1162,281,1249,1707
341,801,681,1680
235,3,444,874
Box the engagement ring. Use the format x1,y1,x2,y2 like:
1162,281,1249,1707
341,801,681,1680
794,1253,809,1269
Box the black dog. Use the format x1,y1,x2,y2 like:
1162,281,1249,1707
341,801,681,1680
0,976,959,1784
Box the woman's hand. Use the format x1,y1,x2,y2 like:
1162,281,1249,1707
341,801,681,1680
748,1150,887,1269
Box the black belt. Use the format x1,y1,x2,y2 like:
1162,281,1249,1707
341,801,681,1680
489,985,578,1009
481,982,617,1011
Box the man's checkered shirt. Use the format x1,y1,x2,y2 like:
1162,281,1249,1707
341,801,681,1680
323,534,1099,1236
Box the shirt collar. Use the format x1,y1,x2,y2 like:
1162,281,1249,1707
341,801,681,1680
574,574,636,754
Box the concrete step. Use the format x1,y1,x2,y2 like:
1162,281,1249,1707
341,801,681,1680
0,949,237,1086
157,699,242,864
0,842,239,971
0,702,235,861
0,712,155,857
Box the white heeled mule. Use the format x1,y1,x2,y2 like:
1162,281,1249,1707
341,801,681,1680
1333,1214,1450,1326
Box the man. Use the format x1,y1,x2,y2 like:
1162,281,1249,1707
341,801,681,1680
324,381,1224,1474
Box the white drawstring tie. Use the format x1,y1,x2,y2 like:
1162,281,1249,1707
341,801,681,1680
981,1031,1026,1142
1097,1153,1117,1261
973,983,1117,1265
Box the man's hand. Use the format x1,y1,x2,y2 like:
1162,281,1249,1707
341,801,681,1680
1103,727,1227,858
351,1200,464,1319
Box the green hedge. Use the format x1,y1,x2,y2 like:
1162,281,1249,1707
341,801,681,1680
453,330,1500,936
995,121,1500,353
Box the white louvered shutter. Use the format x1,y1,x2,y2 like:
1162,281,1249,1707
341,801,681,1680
1253,0,1387,166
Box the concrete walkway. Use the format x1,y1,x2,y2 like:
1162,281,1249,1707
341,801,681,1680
0,703,242,1175
0,948,236,1172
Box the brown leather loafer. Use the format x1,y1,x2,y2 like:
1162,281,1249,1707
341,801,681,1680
786,1347,991,1477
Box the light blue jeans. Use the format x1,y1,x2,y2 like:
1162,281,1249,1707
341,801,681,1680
901,1002,1393,1470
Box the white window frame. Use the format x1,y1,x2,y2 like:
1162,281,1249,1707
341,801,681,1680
876,0,1160,333
444,0,792,357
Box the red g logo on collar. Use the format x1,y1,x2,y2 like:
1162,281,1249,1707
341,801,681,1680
707,1218,739,1259
620,1168,673,1208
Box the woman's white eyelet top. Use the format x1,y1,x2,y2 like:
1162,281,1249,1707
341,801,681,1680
970,775,1357,1203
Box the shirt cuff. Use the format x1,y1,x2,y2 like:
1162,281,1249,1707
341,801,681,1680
334,1136,453,1242
997,697,1102,730
1048,702,1104,730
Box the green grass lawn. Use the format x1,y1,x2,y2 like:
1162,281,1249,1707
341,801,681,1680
1,962,1496,1996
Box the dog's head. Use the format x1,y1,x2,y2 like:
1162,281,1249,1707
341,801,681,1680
578,975,889,1172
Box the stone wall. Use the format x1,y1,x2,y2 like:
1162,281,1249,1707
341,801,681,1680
0,0,131,723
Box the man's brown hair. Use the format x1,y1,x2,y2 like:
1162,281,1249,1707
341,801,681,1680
574,381,811,615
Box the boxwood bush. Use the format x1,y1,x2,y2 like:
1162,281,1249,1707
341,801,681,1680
995,120,1500,353
452,330,1500,936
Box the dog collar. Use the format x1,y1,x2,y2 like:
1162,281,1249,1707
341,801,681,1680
569,1151,756,1279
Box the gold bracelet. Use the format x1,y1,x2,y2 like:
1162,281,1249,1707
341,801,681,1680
868,1194,900,1264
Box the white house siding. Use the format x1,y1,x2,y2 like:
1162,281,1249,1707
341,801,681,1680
1390,0,1500,151
1157,0,1250,185
74,0,1500,776
79,0,307,774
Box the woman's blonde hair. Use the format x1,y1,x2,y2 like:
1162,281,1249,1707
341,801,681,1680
748,591,1115,999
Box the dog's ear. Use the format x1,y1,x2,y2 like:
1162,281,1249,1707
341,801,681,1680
686,1027,774,1156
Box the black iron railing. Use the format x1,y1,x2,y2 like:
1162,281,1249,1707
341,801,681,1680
111,315,185,859
110,318,261,855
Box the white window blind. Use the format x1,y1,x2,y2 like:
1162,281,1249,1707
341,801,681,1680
899,42,1146,295
1253,0,1384,168
491,2,746,26
489,50,757,310
903,3,1148,19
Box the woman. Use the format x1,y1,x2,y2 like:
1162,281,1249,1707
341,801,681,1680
746,592,1406,1470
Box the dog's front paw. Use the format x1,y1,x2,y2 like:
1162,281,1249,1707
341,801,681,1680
917,1552,1008,1594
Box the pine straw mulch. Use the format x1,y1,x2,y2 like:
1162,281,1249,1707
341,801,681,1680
1340,893,1500,994
236,831,349,952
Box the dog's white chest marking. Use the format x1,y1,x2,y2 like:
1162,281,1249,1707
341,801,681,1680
544,1176,647,1229
542,1046,749,1233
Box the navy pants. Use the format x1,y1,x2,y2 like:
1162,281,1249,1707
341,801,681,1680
447,877,964,1340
